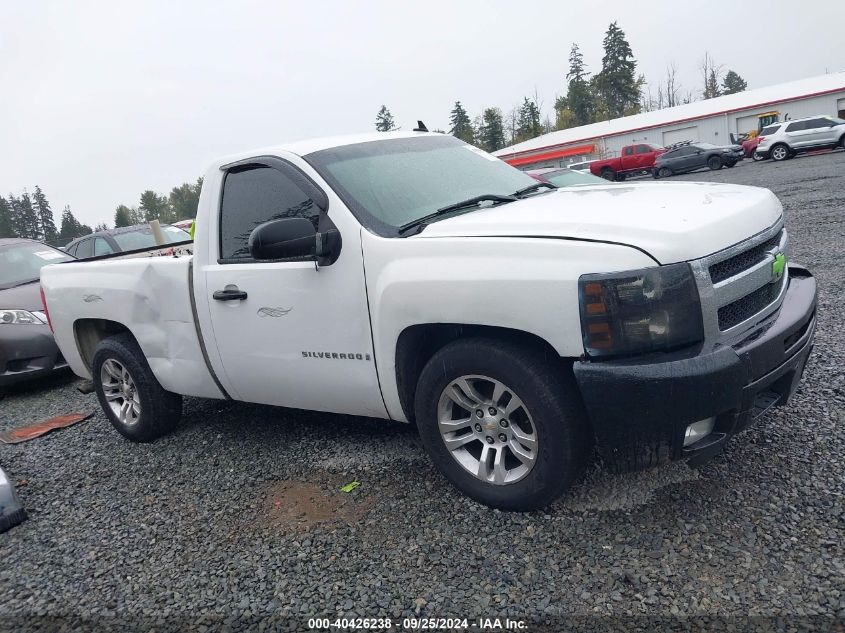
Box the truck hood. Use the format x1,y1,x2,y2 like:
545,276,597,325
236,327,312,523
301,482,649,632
414,182,782,264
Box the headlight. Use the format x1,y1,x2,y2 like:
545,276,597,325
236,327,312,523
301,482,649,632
578,263,704,357
0,309,46,325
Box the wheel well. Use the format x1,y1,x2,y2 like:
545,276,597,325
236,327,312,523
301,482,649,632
395,324,566,423
74,319,132,371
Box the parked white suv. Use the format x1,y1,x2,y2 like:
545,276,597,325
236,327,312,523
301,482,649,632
757,115,845,161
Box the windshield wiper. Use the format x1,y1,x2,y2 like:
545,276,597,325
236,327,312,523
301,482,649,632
397,194,516,236
512,182,557,198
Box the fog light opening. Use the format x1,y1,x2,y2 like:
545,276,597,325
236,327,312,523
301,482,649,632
683,417,716,447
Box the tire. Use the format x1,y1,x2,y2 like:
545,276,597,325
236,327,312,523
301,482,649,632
707,155,723,170
726,159,736,168
616,173,627,182
414,337,590,511
600,168,615,181
657,167,672,179
92,333,182,442
840,135,845,149
752,151,765,162
770,144,789,162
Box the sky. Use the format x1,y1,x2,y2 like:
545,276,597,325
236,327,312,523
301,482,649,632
2,0,844,228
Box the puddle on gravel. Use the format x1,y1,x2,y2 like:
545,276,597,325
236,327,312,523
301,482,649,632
262,476,374,531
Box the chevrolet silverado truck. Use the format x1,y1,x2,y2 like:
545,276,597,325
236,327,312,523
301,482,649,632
589,143,665,181
40,132,817,511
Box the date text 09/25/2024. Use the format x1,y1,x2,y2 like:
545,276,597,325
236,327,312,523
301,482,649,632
307,617,528,630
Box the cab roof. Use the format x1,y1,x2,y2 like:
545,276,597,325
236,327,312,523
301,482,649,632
213,131,443,169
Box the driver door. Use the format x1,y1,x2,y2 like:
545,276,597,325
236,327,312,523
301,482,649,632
198,157,387,419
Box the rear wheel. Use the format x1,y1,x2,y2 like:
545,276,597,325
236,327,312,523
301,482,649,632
600,168,615,181
414,337,590,511
707,155,723,170
771,144,789,161
92,333,182,442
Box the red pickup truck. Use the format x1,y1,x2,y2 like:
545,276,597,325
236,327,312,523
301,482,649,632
590,143,665,181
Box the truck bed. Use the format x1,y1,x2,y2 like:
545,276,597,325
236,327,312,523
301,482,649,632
40,254,224,400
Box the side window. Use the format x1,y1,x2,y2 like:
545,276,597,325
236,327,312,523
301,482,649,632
785,121,805,132
93,237,114,256
75,239,93,259
806,118,830,129
635,145,650,154
760,125,780,136
623,146,634,156
219,164,322,262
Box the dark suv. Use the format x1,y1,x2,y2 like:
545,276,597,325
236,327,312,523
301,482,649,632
653,142,743,178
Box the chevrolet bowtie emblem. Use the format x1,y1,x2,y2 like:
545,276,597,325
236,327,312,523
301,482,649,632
771,252,786,282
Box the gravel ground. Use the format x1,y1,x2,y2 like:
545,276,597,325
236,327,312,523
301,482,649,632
1,151,843,632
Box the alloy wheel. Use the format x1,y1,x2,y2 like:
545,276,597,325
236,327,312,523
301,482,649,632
437,375,538,485
100,359,141,426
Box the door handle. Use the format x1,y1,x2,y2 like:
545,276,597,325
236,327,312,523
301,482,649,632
213,287,248,301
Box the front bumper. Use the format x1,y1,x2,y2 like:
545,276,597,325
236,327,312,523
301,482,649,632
0,324,68,387
573,265,816,472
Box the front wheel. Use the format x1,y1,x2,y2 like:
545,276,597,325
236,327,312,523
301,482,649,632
414,338,590,511
600,168,615,181
657,167,672,179
707,156,723,170
92,333,182,442
771,144,789,161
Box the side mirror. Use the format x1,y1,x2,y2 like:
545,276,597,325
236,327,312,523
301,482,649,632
248,217,341,264
249,218,317,260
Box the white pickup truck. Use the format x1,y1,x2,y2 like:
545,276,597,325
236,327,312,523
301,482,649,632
40,132,817,510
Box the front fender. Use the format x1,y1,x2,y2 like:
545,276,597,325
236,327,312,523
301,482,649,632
361,233,655,421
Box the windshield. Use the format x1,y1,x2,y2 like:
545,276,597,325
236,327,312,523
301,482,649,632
112,225,191,251
305,135,536,235
0,242,73,289
543,169,605,187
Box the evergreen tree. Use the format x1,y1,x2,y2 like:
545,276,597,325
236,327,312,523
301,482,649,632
593,22,642,120
515,97,542,142
17,192,40,240
168,178,203,220
449,101,475,144
722,70,747,95
566,43,595,126
114,205,134,227
58,206,91,244
139,190,172,223
7,195,23,238
554,95,576,130
375,105,396,132
477,108,506,152
0,196,14,238
32,185,58,244
94,223,109,232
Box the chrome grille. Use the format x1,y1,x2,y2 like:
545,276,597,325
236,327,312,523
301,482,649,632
691,219,789,346
717,274,786,330
708,230,783,284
